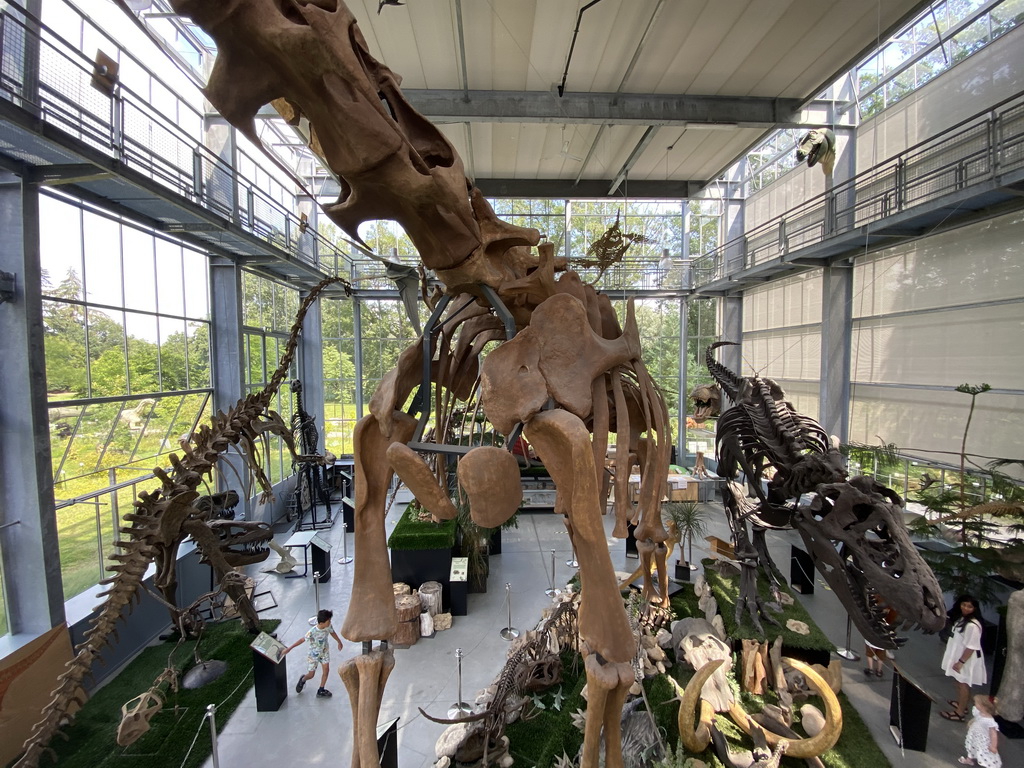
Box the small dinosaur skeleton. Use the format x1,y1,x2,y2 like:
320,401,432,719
16,276,350,768
421,596,579,764
706,341,945,647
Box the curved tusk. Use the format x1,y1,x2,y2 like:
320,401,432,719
728,658,842,759
677,657,722,752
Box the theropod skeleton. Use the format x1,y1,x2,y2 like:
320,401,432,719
706,342,945,648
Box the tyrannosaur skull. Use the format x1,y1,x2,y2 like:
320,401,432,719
794,475,945,649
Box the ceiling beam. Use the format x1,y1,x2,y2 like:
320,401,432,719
252,90,806,127
309,176,705,199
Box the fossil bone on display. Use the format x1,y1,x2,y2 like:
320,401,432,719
162,3,675,767
688,382,721,424
706,342,945,648
16,278,350,768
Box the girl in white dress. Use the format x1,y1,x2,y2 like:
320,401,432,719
960,694,1001,767
941,594,986,722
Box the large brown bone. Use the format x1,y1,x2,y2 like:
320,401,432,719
478,293,640,435
386,443,458,521
169,0,481,271
524,411,633,661
457,447,523,529
525,409,635,768
340,648,396,768
343,412,416,642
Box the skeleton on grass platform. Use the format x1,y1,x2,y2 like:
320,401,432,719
166,3,672,767
705,342,945,648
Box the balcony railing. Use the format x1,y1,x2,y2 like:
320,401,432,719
0,1,355,276
693,92,1024,288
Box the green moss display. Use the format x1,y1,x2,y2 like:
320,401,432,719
386,502,457,551
26,619,279,768
702,559,835,652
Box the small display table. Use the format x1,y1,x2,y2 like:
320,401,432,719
284,530,332,580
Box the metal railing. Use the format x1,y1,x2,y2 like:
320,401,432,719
0,1,355,276
693,92,1024,288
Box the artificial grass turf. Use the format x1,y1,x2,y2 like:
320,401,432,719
19,618,280,768
701,559,836,652
386,502,458,550
505,651,587,765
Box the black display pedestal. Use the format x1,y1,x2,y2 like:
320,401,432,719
377,717,399,768
674,561,691,582
790,545,815,594
312,539,332,582
625,522,638,559
284,530,333,580
889,666,931,751
252,650,287,712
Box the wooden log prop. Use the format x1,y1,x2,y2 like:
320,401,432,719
419,581,443,616
394,594,421,646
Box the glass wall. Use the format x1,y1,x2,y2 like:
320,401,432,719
241,272,300,485
321,297,359,456
39,193,212,600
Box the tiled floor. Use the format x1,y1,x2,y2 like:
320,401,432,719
202,498,1023,768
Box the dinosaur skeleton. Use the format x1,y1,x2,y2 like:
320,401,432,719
115,580,241,747
688,382,721,424
706,342,945,648
421,596,579,765
161,4,674,767
16,277,350,768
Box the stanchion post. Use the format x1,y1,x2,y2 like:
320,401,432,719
447,647,472,718
545,549,558,597
313,571,320,612
206,703,220,768
337,521,353,565
566,541,578,568
499,582,519,640
835,614,861,661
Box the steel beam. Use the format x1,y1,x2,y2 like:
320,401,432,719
252,90,805,128
310,176,704,200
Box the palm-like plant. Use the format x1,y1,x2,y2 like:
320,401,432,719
662,501,711,569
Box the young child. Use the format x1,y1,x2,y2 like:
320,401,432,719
960,694,1001,768
283,609,343,698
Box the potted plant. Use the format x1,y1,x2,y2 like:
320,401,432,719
663,500,711,582
453,495,491,592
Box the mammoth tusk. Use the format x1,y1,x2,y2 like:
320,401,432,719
676,657,722,752
728,658,842,759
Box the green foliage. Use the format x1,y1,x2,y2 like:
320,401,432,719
908,384,1024,602
386,502,457,551
842,439,902,473
663,501,712,565
39,619,279,768
702,561,835,652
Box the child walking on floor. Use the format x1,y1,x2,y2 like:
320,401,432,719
283,608,343,698
960,695,1001,768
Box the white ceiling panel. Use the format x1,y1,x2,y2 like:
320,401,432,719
315,0,932,197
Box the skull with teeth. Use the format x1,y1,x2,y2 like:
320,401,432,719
794,475,946,649
204,520,274,567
